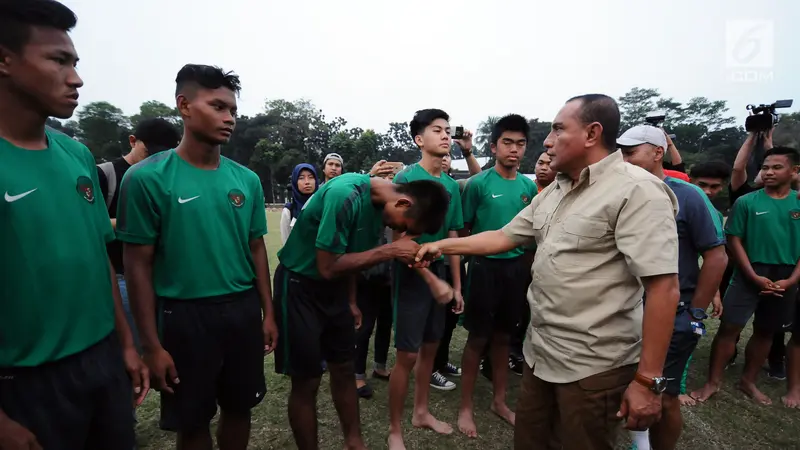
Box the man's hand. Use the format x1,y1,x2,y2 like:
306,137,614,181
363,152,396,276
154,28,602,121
763,129,774,150
122,346,150,407
263,316,279,355
143,347,179,394
761,278,795,297
452,290,464,314
369,160,395,178
710,291,723,318
663,129,674,147
390,237,421,266
454,129,474,155
350,303,363,330
0,416,42,450
750,275,775,293
616,381,662,431
415,242,443,263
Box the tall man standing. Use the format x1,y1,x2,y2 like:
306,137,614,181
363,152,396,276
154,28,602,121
0,1,147,448
321,152,344,184
415,95,681,450
620,125,727,449
457,114,537,438
275,172,451,450
388,109,465,450
119,65,277,450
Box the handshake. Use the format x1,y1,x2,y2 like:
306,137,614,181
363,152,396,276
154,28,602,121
390,237,461,310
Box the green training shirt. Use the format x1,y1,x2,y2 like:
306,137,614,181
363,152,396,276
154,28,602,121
461,167,537,258
1,130,115,367
394,163,463,260
278,173,383,279
116,150,267,300
725,189,800,266
667,177,725,240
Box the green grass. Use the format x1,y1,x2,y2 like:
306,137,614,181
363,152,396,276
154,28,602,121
133,210,800,449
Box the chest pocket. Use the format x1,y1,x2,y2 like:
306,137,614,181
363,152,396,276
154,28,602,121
561,215,609,251
531,211,549,244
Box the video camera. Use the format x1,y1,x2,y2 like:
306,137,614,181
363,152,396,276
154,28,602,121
645,110,676,139
745,99,793,132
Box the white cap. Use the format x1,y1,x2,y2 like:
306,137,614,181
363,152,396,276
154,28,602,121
323,152,344,165
617,125,667,149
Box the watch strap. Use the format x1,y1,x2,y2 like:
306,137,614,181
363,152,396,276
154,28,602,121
634,372,655,389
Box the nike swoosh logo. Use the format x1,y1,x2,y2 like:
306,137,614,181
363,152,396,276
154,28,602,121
4,189,37,203
492,194,503,198
756,211,769,215
178,195,200,204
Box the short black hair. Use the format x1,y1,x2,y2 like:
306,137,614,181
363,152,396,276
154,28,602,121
764,146,800,166
133,118,181,154
175,64,242,98
409,109,450,144
690,161,732,180
396,180,450,234
566,94,620,150
0,0,77,53
491,114,530,144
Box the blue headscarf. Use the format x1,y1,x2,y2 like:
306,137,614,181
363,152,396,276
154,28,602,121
285,163,318,219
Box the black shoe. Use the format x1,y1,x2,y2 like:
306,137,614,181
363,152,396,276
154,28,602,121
766,364,787,381
372,370,391,381
480,359,493,381
357,383,374,399
442,362,462,378
509,356,524,376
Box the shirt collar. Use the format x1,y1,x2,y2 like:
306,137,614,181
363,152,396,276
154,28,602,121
555,150,623,192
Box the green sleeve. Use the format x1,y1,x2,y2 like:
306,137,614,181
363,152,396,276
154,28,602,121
249,177,268,239
724,196,748,239
448,183,464,231
315,186,358,254
115,169,161,245
85,150,114,244
461,177,480,226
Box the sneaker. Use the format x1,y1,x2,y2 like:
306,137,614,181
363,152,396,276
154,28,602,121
430,371,456,391
509,356,524,376
766,364,787,381
480,359,493,381
442,362,461,377
357,383,374,399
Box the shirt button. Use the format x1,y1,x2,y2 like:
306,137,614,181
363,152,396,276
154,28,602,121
556,218,561,223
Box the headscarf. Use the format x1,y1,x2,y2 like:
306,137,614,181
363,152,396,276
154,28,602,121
285,163,318,219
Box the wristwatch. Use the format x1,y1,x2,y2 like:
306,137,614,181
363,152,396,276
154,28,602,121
689,308,708,321
634,372,667,394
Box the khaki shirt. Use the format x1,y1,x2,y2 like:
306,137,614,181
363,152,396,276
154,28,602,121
502,150,679,383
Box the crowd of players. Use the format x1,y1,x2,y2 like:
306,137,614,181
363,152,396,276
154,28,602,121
2,2,800,450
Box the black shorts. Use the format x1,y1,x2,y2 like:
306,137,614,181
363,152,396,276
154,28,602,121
721,264,798,334
463,256,530,337
158,288,266,432
662,295,700,396
0,333,135,450
273,265,355,378
393,260,447,352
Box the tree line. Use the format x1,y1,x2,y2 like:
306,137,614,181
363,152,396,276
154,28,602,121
48,87,800,205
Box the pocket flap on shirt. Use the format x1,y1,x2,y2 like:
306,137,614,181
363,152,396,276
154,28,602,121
563,216,608,238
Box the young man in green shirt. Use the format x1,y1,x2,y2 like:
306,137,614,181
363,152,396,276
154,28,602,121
692,147,800,407
275,172,450,450
388,109,465,450
118,65,276,450
458,114,537,438
0,2,147,448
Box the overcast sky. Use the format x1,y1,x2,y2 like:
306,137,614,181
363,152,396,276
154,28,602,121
63,0,799,134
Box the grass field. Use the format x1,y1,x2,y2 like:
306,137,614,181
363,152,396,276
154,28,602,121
133,210,800,449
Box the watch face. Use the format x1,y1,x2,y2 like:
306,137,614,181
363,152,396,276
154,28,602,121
653,377,668,393
690,308,708,320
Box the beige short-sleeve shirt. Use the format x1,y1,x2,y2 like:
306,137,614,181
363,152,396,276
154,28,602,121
502,150,679,383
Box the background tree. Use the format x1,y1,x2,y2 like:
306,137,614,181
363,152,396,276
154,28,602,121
130,100,180,127
75,101,131,161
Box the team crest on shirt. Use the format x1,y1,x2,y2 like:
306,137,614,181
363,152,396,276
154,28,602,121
76,176,95,203
228,189,246,208
521,194,530,204
791,210,800,220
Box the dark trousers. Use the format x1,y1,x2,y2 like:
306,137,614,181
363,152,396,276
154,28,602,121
434,261,466,371
354,277,393,375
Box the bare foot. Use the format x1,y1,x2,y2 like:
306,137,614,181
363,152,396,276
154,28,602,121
736,380,772,405
678,394,696,406
781,390,800,409
457,408,478,438
356,379,367,389
388,432,406,450
490,402,516,427
690,382,720,403
412,412,453,435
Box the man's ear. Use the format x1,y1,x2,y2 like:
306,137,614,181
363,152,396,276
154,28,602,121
176,94,191,118
0,45,14,77
414,134,424,148
490,143,497,156
395,197,412,209
128,135,137,149
585,122,603,148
